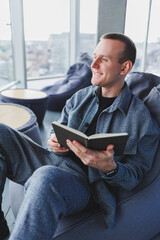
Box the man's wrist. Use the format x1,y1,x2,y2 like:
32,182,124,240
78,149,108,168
103,162,117,173
105,166,118,177
103,163,118,177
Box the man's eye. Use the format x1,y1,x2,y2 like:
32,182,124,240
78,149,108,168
101,58,108,62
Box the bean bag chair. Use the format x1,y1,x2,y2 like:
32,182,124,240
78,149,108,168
126,71,160,101
42,53,93,111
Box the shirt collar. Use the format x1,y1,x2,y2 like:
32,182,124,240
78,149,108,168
116,82,132,115
92,82,132,115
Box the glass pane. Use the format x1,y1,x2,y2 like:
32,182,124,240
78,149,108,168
125,0,150,72
0,0,14,89
79,0,98,59
23,0,70,79
146,0,160,75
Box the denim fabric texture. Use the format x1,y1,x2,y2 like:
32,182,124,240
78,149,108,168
0,124,88,240
9,166,90,240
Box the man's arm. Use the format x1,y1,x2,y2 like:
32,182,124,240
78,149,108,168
66,131,160,191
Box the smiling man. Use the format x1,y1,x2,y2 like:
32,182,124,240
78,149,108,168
0,33,159,240
91,37,132,96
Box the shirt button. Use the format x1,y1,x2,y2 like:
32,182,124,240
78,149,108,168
84,123,89,128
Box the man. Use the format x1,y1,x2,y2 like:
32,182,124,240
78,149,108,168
0,33,159,240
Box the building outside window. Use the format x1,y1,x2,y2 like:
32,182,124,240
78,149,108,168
4,0,160,90
23,0,70,80
23,0,98,81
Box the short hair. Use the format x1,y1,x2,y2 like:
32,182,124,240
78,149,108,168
100,32,136,66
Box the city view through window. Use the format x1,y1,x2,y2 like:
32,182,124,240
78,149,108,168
25,32,96,79
0,0,98,86
23,0,98,80
23,0,70,79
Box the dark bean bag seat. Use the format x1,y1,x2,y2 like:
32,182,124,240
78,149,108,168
42,53,93,111
126,71,160,123
126,71,160,100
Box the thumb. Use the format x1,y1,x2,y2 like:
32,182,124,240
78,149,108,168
106,144,114,153
103,144,115,160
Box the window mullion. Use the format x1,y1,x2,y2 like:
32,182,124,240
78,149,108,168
70,0,80,66
141,0,152,72
9,0,27,88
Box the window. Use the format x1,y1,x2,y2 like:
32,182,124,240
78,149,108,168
125,0,150,72
0,0,14,90
79,0,98,58
23,0,98,81
145,0,160,75
0,0,98,89
23,0,70,80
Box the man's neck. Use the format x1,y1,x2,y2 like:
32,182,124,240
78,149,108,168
101,82,124,98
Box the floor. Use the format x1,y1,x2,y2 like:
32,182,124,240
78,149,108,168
2,109,61,237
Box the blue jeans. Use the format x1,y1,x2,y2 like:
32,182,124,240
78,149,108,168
0,124,90,239
9,166,91,240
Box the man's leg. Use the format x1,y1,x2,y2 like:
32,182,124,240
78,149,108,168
0,123,54,185
9,165,91,240
0,123,65,239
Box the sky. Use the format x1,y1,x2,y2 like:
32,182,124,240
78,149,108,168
23,0,98,41
0,0,98,41
125,0,160,43
0,0,11,40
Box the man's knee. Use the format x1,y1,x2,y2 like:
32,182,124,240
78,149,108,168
24,165,90,215
24,165,87,197
24,166,62,193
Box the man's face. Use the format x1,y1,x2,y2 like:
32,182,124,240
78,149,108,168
91,39,125,89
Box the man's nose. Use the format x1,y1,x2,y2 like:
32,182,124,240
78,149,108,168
91,58,99,68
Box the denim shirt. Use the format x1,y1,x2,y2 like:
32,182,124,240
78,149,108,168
57,83,160,227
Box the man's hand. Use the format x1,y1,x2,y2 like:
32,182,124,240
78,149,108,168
66,139,117,173
48,134,69,153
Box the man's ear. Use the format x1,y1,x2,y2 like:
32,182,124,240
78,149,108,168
120,61,132,75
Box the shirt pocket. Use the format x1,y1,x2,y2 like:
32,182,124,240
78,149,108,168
124,137,138,155
68,111,83,129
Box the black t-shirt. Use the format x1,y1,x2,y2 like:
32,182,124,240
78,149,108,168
85,96,116,136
